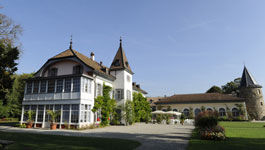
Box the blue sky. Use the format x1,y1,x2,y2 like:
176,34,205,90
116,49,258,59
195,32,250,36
2,0,265,97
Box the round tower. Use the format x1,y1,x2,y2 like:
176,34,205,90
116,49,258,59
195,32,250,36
239,66,265,120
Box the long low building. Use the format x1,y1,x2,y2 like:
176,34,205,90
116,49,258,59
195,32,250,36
152,93,247,118
148,66,265,120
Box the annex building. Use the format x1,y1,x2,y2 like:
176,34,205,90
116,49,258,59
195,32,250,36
20,38,147,128
148,66,265,120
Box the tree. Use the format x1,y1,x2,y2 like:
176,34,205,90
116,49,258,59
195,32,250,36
0,41,20,105
132,92,151,122
6,73,33,118
124,100,134,125
206,86,222,93
0,13,22,44
92,84,116,126
0,13,22,115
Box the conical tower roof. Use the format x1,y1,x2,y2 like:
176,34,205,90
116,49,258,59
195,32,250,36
110,38,133,74
240,66,262,88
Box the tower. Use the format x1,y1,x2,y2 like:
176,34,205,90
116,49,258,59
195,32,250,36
110,38,133,106
239,66,265,120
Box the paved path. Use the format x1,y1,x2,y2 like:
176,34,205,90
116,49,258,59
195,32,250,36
0,123,194,150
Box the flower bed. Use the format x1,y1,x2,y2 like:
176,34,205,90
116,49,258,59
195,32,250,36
195,111,226,141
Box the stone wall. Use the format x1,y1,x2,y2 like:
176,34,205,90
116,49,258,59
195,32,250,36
239,87,265,120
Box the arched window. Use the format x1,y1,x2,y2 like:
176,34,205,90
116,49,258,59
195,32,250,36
219,108,226,117
232,108,239,117
173,109,178,112
183,108,189,117
194,108,201,116
207,108,213,112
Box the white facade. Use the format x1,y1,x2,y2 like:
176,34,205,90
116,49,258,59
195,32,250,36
21,43,146,128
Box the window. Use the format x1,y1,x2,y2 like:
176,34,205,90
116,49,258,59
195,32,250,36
62,104,70,122
183,108,189,117
56,79,63,93
40,80,47,93
47,80,55,93
173,109,178,112
73,65,83,74
127,75,131,82
45,105,53,122
232,108,239,117
23,105,30,121
115,89,124,100
162,109,166,112
88,80,92,93
37,105,44,122
207,108,213,112
55,105,61,122
26,81,32,94
33,81,39,93
31,105,37,121
48,68,58,77
71,104,79,123
194,108,201,116
219,108,226,117
64,78,71,92
113,59,120,66
97,84,102,96
73,78,80,92
126,90,131,100
261,102,263,106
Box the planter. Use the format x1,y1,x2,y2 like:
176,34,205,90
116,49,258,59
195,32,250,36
50,123,57,130
26,122,33,128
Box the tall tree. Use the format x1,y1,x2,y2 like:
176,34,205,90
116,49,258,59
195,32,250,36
206,86,222,93
0,13,22,44
222,78,241,94
6,73,33,118
0,13,22,108
133,92,151,122
0,41,19,105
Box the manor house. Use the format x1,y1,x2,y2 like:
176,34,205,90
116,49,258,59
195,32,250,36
20,38,147,128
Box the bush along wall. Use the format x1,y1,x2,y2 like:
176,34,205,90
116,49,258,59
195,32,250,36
195,110,226,140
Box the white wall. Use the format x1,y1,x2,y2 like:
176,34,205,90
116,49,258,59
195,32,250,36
110,70,133,105
43,60,80,77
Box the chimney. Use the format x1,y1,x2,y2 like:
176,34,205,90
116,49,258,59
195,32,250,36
132,82,136,86
90,52,95,61
136,84,140,88
100,61,103,66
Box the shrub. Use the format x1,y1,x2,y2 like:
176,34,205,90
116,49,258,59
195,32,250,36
195,111,218,128
165,115,170,124
198,125,226,140
195,110,226,140
156,114,162,124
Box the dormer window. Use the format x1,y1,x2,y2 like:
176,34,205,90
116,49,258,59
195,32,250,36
73,65,83,74
113,59,120,66
48,68,58,77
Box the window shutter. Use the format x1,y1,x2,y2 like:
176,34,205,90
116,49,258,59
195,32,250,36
121,89,124,99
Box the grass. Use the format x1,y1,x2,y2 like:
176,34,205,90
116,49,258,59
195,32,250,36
188,121,265,150
0,131,141,150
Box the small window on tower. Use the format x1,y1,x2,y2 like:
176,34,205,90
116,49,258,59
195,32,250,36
114,59,120,66
261,102,263,106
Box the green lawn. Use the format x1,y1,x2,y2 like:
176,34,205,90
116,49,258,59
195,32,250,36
0,131,140,150
188,121,265,150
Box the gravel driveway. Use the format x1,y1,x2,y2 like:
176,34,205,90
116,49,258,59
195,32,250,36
0,123,194,150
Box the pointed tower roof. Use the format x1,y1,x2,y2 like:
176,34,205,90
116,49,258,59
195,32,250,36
240,66,262,88
110,38,133,74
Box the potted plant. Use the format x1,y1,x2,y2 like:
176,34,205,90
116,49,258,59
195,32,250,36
26,110,34,128
47,110,60,130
